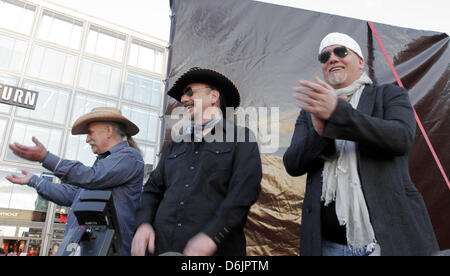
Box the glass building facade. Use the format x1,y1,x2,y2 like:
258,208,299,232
0,0,167,256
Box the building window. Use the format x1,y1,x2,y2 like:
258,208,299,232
139,143,155,183
0,75,18,114
0,168,43,211
70,92,117,125
139,144,155,166
124,72,162,108
0,226,16,237
37,10,83,50
0,0,36,35
78,58,122,97
0,34,27,73
17,80,71,125
6,179,39,210
128,39,164,74
6,121,62,164
27,45,76,85
0,118,7,148
121,104,159,143
65,134,96,167
85,25,125,62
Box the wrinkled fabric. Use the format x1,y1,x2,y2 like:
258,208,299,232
245,154,305,256
169,0,450,253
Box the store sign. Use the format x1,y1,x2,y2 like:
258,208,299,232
0,83,39,110
0,208,46,222
0,208,22,220
0,210,19,218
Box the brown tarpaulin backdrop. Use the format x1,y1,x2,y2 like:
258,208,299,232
163,0,450,255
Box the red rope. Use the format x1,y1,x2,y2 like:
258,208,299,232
367,21,450,190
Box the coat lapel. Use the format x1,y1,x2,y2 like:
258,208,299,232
357,84,376,115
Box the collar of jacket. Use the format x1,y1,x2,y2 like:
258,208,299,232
97,141,128,158
181,118,236,142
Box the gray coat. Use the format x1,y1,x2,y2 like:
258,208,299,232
283,83,439,256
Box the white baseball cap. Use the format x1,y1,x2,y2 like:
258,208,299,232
319,32,364,60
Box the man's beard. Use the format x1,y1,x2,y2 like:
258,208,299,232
88,141,98,153
328,71,348,87
184,101,195,120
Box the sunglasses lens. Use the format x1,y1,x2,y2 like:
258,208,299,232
318,46,349,63
318,51,331,64
334,46,348,58
182,87,193,97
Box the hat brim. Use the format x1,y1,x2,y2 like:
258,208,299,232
167,68,240,108
71,114,139,136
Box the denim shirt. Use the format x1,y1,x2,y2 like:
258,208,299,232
29,141,144,256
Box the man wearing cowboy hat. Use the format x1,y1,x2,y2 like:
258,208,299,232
6,107,145,256
284,32,438,255
132,67,262,256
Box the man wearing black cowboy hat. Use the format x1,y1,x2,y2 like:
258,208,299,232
132,67,262,256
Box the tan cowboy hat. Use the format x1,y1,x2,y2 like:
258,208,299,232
71,107,139,136
167,67,241,108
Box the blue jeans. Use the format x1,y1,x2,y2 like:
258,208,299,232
322,240,379,256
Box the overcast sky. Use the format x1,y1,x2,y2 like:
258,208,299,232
51,0,449,41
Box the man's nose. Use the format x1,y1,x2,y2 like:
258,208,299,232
181,95,191,104
329,53,340,63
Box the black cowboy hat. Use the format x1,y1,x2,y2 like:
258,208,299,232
167,67,241,108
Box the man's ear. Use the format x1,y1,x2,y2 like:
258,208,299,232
105,124,114,138
210,90,220,105
358,56,365,70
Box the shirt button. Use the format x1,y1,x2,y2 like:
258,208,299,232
177,223,182,227
185,184,189,188
180,201,184,206
190,166,195,170
194,151,199,154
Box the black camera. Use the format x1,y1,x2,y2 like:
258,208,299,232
56,190,121,256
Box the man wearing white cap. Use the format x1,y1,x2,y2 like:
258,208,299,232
6,107,145,255
284,32,439,255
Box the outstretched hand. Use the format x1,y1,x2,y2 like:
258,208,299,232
9,136,47,162
6,170,33,185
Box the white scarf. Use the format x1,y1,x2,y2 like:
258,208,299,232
321,72,378,253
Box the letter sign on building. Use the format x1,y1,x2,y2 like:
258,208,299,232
0,83,39,110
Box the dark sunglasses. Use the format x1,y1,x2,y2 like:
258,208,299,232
182,86,211,97
318,46,349,64
182,87,194,97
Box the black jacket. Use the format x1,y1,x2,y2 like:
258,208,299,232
283,83,439,256
136,122,262,255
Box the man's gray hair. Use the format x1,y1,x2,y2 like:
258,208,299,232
104,121,141,154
